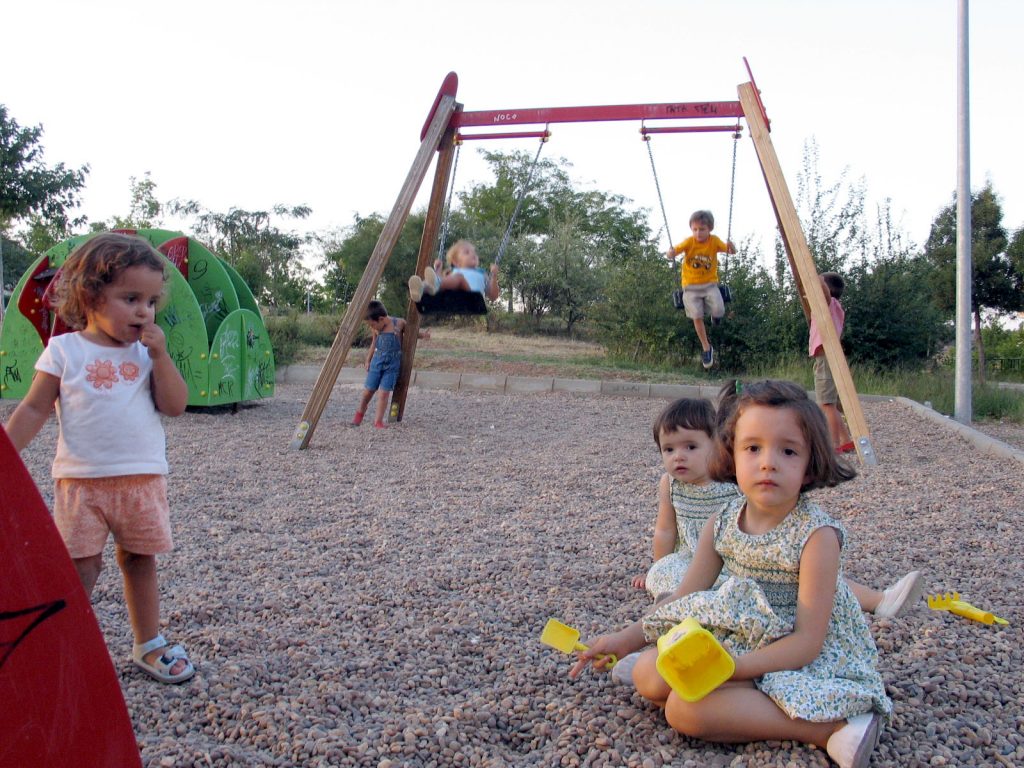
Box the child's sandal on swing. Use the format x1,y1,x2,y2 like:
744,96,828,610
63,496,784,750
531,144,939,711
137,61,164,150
133,634,195,684
423,266,440,295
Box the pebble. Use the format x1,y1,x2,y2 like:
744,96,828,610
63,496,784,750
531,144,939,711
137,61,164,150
6,389,1021,767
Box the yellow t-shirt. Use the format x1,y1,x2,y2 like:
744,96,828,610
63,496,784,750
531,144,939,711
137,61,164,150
670,235,728,287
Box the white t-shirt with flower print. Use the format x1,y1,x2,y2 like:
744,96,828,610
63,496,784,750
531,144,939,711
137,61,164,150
35,332,168,478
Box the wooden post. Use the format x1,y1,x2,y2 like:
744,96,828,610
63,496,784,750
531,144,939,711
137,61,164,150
738,82,877,465
288,94,458,450
391,116,461,421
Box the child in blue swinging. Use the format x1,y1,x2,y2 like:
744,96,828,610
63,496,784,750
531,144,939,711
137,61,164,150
408,240,500,303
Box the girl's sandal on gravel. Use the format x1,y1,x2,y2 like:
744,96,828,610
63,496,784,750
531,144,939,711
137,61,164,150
133,634,195,684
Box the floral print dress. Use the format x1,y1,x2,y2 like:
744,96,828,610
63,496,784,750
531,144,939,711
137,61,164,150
642,495,892,722
644,480,740,598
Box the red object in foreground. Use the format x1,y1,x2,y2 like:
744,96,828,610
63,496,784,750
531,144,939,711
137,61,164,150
0,428,142,767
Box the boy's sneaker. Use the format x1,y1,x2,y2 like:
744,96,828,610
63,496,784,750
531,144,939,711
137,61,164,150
423,266,440,295
408,275,425,301
701,346,714,370
351,411,364,427
875,570,924,617
374,420,387,429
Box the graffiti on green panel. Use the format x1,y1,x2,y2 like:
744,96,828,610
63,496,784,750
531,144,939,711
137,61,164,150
208,309,274,403
241,310,275,400
158,266,210,406
0,312,44,399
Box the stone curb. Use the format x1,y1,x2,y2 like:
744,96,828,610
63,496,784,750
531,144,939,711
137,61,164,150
274,365,1022,463
894,396,1024,466
276,365,893,403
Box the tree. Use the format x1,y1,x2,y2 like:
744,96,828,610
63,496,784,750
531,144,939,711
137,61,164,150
793,139,866,274
0,104,88,316
320,211,425,316
170,200,313,309
0,235,36,296
452,149,651,324
110,172,162,230
924,183,1021,379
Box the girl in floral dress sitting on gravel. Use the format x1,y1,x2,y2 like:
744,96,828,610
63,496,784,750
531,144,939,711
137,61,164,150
572,380,891,768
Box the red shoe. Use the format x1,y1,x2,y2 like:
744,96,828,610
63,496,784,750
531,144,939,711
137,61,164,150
374,421,387,429
837,441,855,454
351,412,364,426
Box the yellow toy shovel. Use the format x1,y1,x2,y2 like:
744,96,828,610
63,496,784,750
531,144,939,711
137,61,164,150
540,619,617,668
927,592,1009,625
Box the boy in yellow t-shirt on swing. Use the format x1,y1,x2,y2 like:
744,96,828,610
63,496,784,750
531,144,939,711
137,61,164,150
666,209,736,370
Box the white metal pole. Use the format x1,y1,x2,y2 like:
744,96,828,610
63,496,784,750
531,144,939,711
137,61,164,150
954,0,972,424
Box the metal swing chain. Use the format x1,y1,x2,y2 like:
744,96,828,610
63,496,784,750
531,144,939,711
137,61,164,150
495,129,549,267
436,140,463,265
644,128,674,250
725,125,741,268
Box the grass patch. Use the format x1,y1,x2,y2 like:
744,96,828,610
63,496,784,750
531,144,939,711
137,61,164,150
273,314,1024,422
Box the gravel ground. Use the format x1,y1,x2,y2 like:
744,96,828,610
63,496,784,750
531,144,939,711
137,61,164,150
4,384,1023,768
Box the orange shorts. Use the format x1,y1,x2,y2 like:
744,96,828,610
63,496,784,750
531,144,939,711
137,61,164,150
54,475,172,559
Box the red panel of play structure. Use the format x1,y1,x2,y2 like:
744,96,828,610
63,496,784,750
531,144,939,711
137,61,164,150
15,259,55,345
0,428,142,767
158,235,190,279
41,268,71,341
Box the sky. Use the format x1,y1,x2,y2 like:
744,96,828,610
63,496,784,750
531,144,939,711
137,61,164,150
5,0,1023,276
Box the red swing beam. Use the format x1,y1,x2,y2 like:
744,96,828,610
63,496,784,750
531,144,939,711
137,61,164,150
452,100,745,129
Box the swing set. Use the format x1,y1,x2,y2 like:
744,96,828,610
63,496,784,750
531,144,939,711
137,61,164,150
290,61,877,465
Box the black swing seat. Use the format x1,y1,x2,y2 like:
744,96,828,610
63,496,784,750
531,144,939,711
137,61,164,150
416,290,488,316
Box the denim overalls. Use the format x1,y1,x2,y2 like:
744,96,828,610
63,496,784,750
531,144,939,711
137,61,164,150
364,323,402,391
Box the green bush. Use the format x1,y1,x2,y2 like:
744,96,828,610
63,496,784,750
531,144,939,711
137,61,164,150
298,313,343,347
265,312,302,367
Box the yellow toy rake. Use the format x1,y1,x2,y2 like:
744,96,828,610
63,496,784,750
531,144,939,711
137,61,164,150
926,592,1008,625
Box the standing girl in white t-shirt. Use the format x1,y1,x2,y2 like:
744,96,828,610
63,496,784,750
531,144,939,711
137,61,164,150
4,232,194,684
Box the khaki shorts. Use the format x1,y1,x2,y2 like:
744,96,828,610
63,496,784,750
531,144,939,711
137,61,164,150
814,354,838,406
54,475,172,558
682,282,725,320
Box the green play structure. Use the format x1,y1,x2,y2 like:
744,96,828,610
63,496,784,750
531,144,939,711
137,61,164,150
0,229,275,406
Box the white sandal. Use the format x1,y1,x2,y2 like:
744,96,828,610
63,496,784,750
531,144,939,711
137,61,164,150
826,712,882,768
875,570,924,617
133,634,195,684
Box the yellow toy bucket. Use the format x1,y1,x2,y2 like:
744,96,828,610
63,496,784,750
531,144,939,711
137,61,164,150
655,617,734,701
